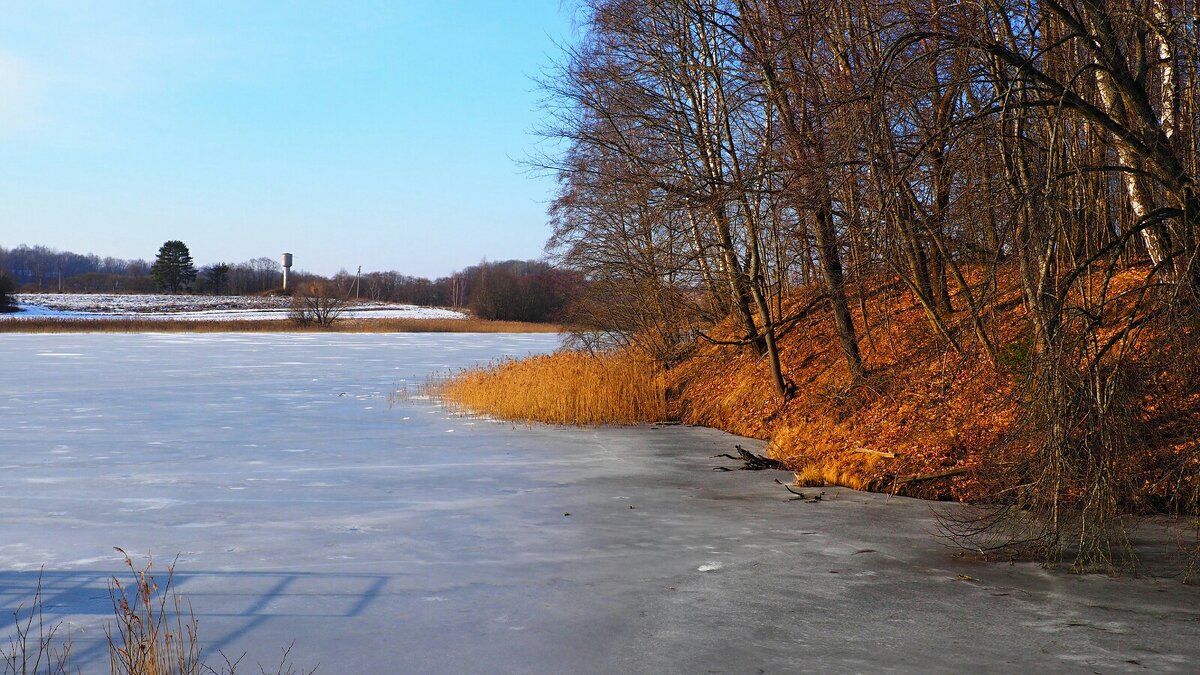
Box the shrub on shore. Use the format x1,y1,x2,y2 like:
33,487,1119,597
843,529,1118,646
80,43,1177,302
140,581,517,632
0,276,16,313
288,283,346,327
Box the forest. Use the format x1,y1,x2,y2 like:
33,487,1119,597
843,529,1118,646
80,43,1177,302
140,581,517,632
536,0,1200,568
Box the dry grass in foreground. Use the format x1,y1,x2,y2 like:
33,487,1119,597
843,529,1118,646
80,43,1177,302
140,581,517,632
106,549,201,675
438,350,667,425
2,550,315,675
0,317,558,333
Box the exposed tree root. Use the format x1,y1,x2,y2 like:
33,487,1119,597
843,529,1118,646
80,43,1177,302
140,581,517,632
712,444,789,471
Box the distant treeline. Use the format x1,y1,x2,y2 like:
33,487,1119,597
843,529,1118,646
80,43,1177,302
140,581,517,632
0,244,576,322
335,260,580,322
0,245,153,292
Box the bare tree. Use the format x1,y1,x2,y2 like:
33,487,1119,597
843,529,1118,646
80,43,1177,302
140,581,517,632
540,0,1200,568
289,282,346,327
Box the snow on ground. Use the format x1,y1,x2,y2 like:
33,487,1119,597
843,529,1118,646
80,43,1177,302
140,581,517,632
2,333,1199,674
3,293,466,320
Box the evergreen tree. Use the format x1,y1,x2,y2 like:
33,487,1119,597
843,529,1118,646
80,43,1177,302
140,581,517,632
150,240,197,293
201,263,230,295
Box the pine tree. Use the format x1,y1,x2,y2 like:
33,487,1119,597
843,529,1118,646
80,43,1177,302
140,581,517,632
206,263,230,295
150,240,197,293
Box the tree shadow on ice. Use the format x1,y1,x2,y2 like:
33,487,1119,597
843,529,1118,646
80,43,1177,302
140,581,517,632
0,568,389,667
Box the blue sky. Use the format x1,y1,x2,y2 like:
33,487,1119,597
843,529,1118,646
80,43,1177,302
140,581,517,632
0,2,574,278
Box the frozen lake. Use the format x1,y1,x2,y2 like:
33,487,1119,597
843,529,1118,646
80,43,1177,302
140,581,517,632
5,293,467,321
2,333,1198,673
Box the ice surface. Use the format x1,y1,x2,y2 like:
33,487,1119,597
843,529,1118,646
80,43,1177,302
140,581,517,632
4,293,467,320
1,333,1198,674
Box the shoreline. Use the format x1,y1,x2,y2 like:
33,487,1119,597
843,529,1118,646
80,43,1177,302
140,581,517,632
2,331,1197,672
0,316,561,333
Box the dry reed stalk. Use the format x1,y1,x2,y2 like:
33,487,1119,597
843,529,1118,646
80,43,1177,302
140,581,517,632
438,350,667,425
107,549,202,675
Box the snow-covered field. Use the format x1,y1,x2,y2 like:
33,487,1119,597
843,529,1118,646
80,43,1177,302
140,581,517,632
4,293,466,320
3,333,1199,674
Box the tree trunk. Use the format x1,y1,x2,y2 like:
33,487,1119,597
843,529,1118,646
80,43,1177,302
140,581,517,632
815,204,866,379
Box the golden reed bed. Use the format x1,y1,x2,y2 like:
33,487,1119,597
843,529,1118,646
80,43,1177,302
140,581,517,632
438,350,667,425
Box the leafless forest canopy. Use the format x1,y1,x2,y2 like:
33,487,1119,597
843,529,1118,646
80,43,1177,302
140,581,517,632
543,0,1200,566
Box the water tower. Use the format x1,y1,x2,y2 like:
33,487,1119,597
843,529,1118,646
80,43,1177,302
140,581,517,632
281,253,293,290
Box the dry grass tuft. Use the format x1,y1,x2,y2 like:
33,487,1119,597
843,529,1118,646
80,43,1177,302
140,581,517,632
771,425,876,491
3,551,316,675
107,549,201,675
438,350,667,425
2,571,73,675
0,317,558,334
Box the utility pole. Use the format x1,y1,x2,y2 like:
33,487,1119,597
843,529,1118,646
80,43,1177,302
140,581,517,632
355,266,361,301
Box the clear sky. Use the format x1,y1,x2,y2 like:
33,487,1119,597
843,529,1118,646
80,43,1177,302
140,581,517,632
0,1,574,279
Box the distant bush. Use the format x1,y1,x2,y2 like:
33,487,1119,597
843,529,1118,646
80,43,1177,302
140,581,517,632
289,282,346,327
197,263,231,295
468,261,576,322
0,275,16,313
